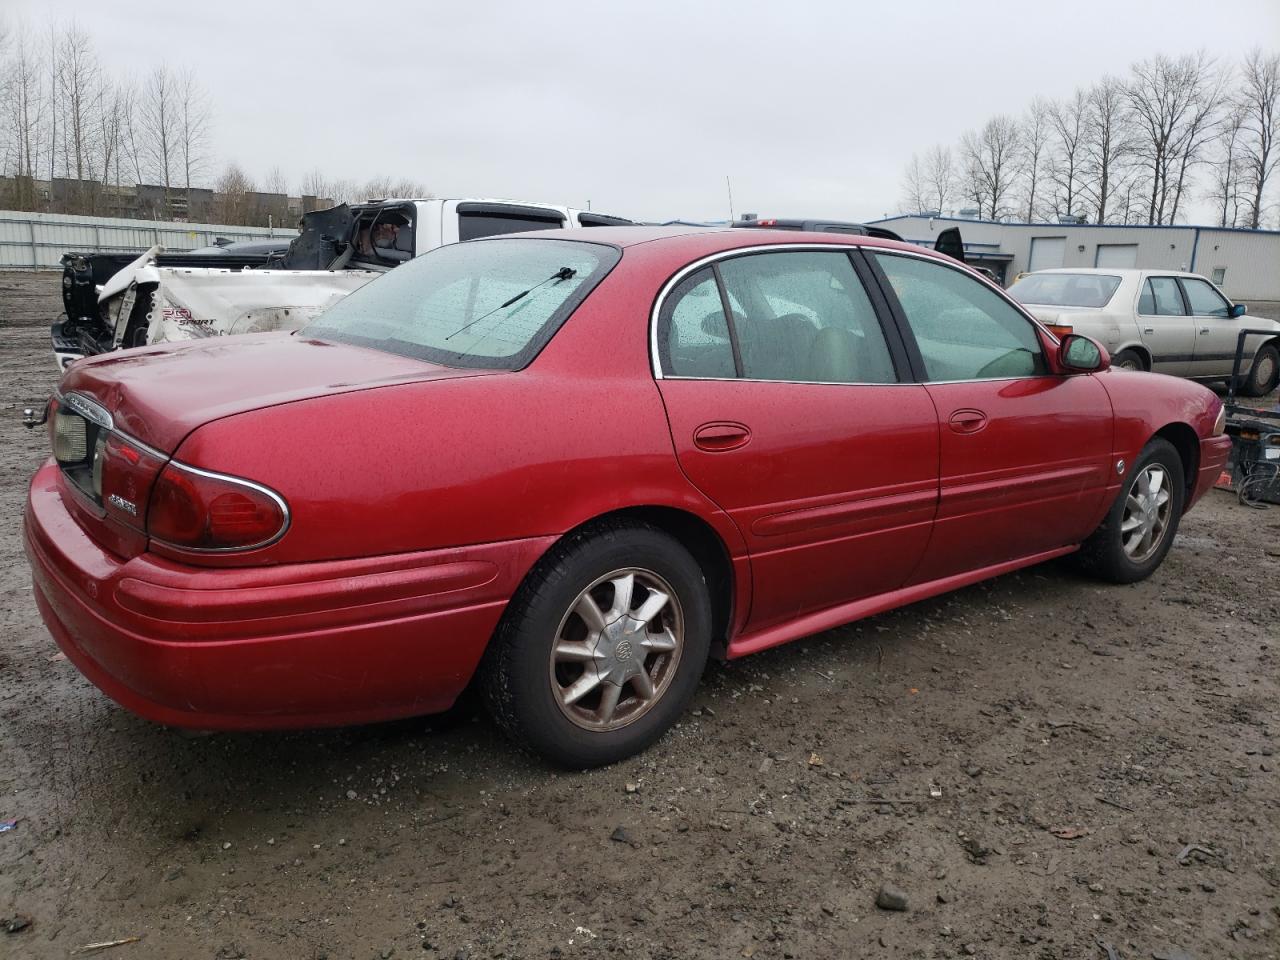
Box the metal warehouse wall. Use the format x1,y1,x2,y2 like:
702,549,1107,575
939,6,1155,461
876,216,1280,301
0,210,297,270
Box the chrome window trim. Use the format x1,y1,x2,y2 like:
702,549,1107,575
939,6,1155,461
650,242,1067,387
649,242,906,385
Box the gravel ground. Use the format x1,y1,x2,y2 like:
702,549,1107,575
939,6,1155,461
1,270,1278,960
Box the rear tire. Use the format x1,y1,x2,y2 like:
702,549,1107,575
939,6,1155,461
480,521,711,768
1075,438,1185,584
1111,348,1145,372
1243,342,1280,397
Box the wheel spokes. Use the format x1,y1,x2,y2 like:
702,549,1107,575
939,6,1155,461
596,681,622,723
641,628,678,653
561,670,602,706
575,592,608,634
631,669,655,700
633,589,669,626
554,641,596,663
607,574,635,621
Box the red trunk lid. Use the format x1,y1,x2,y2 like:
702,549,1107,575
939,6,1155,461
61,332,494,453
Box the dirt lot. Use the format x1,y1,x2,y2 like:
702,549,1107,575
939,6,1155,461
1,270,1277,960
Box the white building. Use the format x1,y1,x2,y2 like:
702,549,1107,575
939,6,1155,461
872,215,1280,304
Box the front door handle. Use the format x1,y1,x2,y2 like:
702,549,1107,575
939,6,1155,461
1199,327,1211,335
948,409,988,434
693,421,751,451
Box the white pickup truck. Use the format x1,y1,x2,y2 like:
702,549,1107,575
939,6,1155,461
52,197,631,369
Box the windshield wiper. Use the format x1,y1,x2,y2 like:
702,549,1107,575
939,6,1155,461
444,267,576,341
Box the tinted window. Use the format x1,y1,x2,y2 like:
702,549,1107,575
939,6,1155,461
657,268,736,378
304,238,618,369
459,212,565,241
873,253,1046,381
1008,272,1121,308
1181,277,1230,317
717,251,896,383
1139,277,1186,316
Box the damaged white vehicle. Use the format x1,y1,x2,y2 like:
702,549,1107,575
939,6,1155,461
51,198,631,369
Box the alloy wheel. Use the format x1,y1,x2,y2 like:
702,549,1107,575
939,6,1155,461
549,568,684,732
1121,464,1173,562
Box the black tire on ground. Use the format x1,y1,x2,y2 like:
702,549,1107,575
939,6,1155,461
1075,437,1186,584
1243,342,1280,397
479,520,712,768
1111,348,1146,371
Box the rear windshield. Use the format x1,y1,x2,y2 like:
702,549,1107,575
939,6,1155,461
303,238,619,369
1008,272,1121,308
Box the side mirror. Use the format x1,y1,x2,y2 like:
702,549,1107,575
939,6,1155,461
1230,303,1247,319
1059,334,1110,373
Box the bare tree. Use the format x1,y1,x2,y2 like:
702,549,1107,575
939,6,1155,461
176,66,211,192
360,175,432,199
1081,76,1133,224
214,162,255,224
139,64,179,200
118,76,146,188
2,21,47,210
922,144,955,214
263,165,289,195
45,20,57,185
1127,52,1223,224
1047,89,1089,221
899,152,929,214
1018,98,1051,221
1206,101,1249,226
300,168,333,201
960,115,1021,220
54,22,102,210
1238,47,1279,229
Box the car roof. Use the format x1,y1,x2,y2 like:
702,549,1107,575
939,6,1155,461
1026,267,1200,279
473,224,941,259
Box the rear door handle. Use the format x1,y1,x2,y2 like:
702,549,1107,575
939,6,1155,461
948,409,988,434
693,421,751,451
1199,327,1211,335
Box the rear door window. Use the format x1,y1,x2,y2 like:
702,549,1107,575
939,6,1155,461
656,268,737,379
1139,277,1188,316
872,252,1046,381
716,251,897,384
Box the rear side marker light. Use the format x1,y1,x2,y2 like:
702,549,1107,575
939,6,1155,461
147,464,288,552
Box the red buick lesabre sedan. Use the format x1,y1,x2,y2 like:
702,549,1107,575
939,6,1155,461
25,227,1232,766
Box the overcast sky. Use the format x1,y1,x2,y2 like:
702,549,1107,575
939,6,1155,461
10,0,1280,223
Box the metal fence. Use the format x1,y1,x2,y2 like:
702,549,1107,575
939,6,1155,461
0,210,297,270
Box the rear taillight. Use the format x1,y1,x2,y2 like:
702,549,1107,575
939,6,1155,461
1046,323,1074,339
100,434,167,530
147,465,288,552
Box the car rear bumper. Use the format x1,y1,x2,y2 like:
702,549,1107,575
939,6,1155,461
1190,435,1233,509
24,460,551,729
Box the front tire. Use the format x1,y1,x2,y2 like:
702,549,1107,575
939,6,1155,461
1243,342,1280,397
1075,438,1185,584
480,521,712,767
